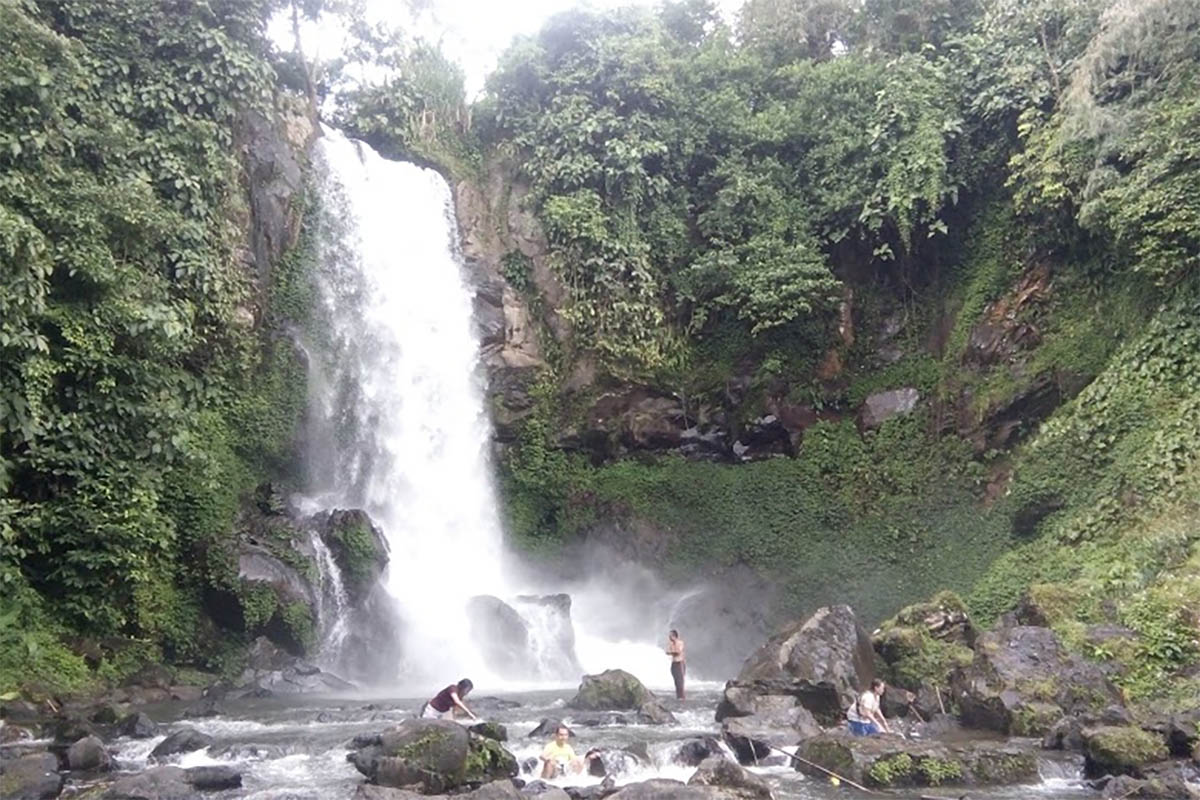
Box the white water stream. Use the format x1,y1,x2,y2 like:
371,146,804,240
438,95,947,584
303,128,673,691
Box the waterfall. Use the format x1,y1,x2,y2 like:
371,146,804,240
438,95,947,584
304,127,695,691
308,530,352,663
305,127,505,687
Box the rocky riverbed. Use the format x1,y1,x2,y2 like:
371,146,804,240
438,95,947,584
3,600,1196,800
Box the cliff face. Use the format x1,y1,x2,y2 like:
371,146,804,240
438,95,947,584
451,161,1168,636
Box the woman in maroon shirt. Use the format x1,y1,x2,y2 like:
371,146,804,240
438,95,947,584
421,678,478,720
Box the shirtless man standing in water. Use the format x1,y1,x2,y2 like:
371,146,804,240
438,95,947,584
666,629,686,700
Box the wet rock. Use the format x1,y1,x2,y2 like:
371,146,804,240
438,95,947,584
520,780,572,800
471,722,509,742
352,718,470,793
527,719,571,739
687,756,772,800
182,697,225,718
951,626,1122,735
567,671,675,725
1100,773,1196,799
735,605,875,724
465,780,524,800
117,712,159,739
796,733,1039,788
859,388,919,429
311,508,389,604
585,747,645,778
721,712,818,765
671,738,725,767
1082,726,1168,778
67,735,111,772
0,751,62,799
103,765,189,798
151,727,214,759
571,713,629,727
604,779,714,800
210,742,287,761
467,595,534,679
355,786,429,800
186,764,242,790
465,733,519,783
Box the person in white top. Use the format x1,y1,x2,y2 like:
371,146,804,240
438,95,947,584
846,679,890,736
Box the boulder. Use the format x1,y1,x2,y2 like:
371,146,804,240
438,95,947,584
90,704,123,725
1082,726,1168,779
796,733,1039,788
859,388,919,429
735,606,874,723
1100,773,1197,799
151,727,214,759
568,670,675,724
117,712,159,739
687,756,772,800
467,595,534,679
872,591,976,692
0,751,62,800
186,765,243,790
67,735,111,771
605,779,716,800
671,738,725,767
527,719,570,738
351,718,470,793
951,625,1122,735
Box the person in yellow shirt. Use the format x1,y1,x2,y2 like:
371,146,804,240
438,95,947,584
539,725,600,779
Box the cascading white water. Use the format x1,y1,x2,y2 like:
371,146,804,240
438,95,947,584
307,127,505,687
305,128,707,691
308,530,351,662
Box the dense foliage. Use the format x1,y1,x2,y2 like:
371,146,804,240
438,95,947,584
0,0,313,690
481,0,1200,705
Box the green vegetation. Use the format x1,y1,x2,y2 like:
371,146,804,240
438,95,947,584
867,753,914,787
0,0,317,694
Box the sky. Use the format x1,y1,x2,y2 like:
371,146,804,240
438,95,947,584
275,0,742,98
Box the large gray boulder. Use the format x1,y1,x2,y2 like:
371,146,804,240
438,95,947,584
951,626,1122,735
721,709,820,765
859,388,920,429
351,719,471,793
605,780,717,800
730,605,875,724
0,752,62,800
67,735,112,771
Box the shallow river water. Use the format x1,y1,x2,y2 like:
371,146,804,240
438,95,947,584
54,686,1099,800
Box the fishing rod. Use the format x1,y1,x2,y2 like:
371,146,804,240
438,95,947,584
763,743,879,795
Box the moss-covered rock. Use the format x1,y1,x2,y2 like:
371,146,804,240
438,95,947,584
1083,726,1168,778
351,719,471,792
795,733,1037,788
464,734,518,783
568,669,654,710
1009,701,1064,737
313,509,388,604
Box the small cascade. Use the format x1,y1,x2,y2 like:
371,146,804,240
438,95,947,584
308,530,352,663
512,596,582,681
